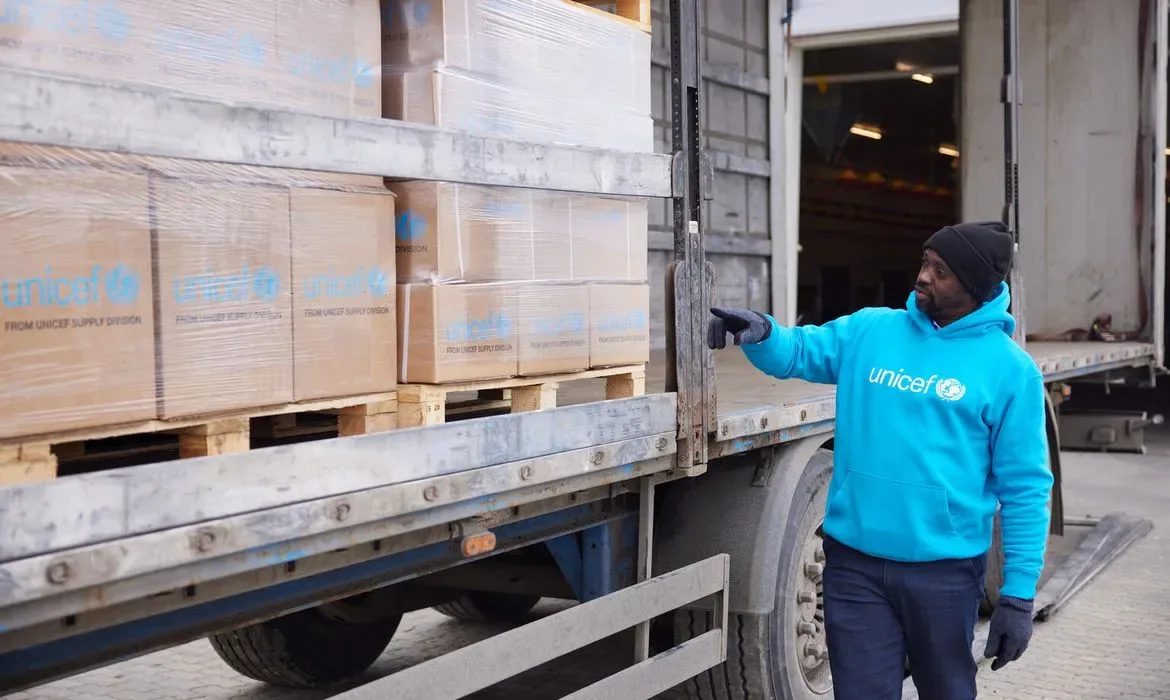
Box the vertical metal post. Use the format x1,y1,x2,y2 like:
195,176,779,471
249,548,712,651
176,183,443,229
664,0,713,476
768,1,792,326
633,476,655,661
1001,0,1026,346
1153,0,1167,367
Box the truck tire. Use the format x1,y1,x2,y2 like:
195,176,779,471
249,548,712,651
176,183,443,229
432,591,541,623
981,513,1006,614
209,605,401,688
675,449,834,700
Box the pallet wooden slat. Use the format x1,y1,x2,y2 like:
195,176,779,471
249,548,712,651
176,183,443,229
571,0,652,32
398,365,647,428
0,392,398,486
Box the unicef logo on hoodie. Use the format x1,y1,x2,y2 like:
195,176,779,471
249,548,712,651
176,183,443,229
934,378,967,402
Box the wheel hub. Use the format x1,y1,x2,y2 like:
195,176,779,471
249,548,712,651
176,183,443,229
794,524,831,693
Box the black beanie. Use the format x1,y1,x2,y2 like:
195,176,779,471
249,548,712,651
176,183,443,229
923,221,1014,302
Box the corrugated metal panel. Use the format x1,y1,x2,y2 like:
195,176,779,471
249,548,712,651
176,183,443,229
649,0,773,348
961,0,1150,337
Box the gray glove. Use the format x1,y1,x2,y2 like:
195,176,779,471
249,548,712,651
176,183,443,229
707,308,771,349
983,595,1034,670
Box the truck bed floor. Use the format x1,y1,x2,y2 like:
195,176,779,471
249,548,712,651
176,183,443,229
559,340,1155,442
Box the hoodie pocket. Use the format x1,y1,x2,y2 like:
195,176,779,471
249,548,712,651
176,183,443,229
827,470,960,561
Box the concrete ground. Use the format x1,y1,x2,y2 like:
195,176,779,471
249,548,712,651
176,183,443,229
9,429,1170,700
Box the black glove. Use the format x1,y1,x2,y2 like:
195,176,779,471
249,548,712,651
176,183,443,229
983,595,1034,670
707,307,772,349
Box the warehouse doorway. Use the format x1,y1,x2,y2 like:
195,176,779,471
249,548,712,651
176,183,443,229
785,34,961,325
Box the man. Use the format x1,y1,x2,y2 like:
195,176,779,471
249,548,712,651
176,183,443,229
707,221,1053,699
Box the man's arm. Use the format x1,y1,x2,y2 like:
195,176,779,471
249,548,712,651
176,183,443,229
990,369,1054,600
740,312,867,386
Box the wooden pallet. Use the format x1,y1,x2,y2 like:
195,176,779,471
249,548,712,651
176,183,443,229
571,0,651,32
0,392,398,487
398,365,646,428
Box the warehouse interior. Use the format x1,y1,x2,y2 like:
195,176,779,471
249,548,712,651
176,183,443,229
795,35,961,324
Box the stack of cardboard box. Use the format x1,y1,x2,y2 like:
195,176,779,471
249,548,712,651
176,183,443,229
0,0,654,442
0,0,396,439
383,0,654,383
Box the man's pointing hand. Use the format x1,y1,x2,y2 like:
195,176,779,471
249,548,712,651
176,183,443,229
707,308,772,350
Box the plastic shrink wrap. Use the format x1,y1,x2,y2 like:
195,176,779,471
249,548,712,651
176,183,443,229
384,0,653,383
0,0,650,446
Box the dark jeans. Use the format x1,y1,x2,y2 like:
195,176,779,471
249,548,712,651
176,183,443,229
822,535,985,700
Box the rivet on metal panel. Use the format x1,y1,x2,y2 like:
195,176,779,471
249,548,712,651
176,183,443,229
331,502,351,521
655,437,669,451
590,451,605,465
520,465,534,480
191,529,217,553
423,485,440,502
45,561,72,585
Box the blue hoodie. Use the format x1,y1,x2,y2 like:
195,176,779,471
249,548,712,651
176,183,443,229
743,283,1053,599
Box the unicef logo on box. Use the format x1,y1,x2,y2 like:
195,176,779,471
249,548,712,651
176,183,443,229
6,0,131,44
302,266,392,299
382,0,432,30
1,264,142,309
103,263,141,305
396,210,427,242
173,266,282,304
599,309,647,333
446,312,512,343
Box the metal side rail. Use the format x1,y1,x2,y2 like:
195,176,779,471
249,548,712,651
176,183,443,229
331,554,731,700
902,512,1154,699
0,66,674,198
0,398,677,633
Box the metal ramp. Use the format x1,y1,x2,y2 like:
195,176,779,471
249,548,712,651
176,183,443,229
903,513,1154,698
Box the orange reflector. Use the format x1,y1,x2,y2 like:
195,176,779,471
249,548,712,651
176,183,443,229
461,532,497,558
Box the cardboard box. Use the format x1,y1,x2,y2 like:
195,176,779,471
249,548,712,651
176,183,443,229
381,0,650,106
381,0,653,152
517,284,589,375
397,283,517,383
154,176,294,418
383,67,652,152
0,166,156,439
391,182,570,283
384,70,552,142
589,284,650,368
274,0,382,118
1,0,380,119
571,197,649,282
291,186,398,400
381,0,481,73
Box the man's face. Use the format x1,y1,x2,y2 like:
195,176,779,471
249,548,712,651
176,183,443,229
915,248,975,319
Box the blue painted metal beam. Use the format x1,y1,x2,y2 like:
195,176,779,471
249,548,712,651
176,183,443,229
544,534,585,600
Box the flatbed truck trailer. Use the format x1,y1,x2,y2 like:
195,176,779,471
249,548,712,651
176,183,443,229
0,0,1164,698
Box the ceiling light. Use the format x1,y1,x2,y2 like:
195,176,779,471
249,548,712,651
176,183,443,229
850,124,882,140
911,73,934,84
895,61,915,72
938,144,960,157
1165,147,1170,155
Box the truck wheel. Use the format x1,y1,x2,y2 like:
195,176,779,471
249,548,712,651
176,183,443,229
981,513,1006,614
209,605,401,688
675,449,834,700
432,591,541,623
